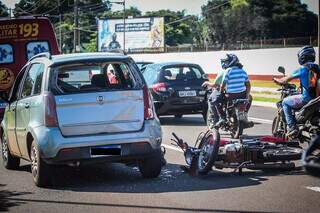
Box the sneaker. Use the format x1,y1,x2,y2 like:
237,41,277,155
215,118,226,128
286,126,298,138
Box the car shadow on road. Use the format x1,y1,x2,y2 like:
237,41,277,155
0,184,31,211
47,162,305,194
159,116,206,126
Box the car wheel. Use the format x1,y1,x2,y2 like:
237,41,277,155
138,150,162,178
1,134,20,169
174,114,183,119
30,140,52,187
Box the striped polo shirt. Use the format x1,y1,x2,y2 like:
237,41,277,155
223,66,249,93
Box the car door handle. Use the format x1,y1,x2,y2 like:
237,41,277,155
24,103,30,109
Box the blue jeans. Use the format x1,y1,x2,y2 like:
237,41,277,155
282,94,308,128
209,90,222,123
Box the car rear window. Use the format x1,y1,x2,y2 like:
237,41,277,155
52,62,136,94
160,66,204,82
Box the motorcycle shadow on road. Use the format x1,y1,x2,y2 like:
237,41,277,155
45,162,305,193
159,116,206,126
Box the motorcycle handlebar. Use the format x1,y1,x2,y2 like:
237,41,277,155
172,132,180,141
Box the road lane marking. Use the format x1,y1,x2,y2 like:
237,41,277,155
249,117,273,124
162,144,183,153
306,186,320,193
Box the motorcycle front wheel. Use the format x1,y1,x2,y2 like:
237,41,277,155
197,129,220,175
272,115,287,139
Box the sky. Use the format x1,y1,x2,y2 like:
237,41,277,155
2,0,319,15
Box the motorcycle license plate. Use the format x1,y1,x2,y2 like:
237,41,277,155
178,90,196,97
237,111,247,121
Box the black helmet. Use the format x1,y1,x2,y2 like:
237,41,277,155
297,46,315,65
220,54,239,69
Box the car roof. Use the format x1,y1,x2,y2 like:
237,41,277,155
51,52,130,65
135,61,153,64
147,62,201,69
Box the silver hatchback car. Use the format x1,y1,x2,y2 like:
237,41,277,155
0,52,162,187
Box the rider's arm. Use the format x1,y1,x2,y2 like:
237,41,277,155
202,70,224,88
274,68,301,85
245,81,251,96
274,75,296,85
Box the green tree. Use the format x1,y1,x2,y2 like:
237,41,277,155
202,0,317,47
100,6,142,18
14,0,110,53
0,1,9,17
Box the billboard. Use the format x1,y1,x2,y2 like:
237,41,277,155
98,17,164,52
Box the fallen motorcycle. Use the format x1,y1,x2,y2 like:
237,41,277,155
171,129,302,175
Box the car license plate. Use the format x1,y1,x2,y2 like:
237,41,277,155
91,144,121,157
178,90,196,97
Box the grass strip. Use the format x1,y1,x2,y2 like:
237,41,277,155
253,96,279,103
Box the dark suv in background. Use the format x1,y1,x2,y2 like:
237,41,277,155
143,62,208,121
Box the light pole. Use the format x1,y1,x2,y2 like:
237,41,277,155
108,0,126,51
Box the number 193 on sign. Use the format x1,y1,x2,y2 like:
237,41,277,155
19,23,39,37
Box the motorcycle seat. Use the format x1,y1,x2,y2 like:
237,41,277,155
227,99,249,107
296,96,320,123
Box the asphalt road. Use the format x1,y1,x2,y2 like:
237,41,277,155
1,106,319,213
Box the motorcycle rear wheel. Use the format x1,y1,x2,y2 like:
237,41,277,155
230,115,243,139
197,129,220,175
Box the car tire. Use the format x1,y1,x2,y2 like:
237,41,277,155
1,134,20,170
30,140,52,187
174,114,183,119
138,150,162,178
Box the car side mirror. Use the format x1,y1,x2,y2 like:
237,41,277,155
278,66,285,75
0,91,9,102
202,73,209,80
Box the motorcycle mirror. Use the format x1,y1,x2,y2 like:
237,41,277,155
278,66,285,75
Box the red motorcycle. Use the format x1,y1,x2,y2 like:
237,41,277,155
171,129,302,175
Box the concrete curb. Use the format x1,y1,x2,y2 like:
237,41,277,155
252,101,277,108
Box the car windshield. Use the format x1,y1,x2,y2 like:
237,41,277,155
52,62,136,94
136,62,152,70
160,65,204,82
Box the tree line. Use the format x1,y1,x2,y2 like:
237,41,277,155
0,0,317,53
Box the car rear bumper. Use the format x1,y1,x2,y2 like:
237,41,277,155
45,142,161,165
32,119,162,163
154,100,205,115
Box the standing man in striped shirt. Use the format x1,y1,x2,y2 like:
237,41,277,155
215,53,251,127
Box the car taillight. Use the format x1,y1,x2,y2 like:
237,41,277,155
44,92,58,127
237,103,247,112
152,83,167,93
143,85,155,120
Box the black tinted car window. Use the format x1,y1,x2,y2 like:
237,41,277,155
160,66,203,82
20,63,44,99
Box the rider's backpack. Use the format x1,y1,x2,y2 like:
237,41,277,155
306,63,320,98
